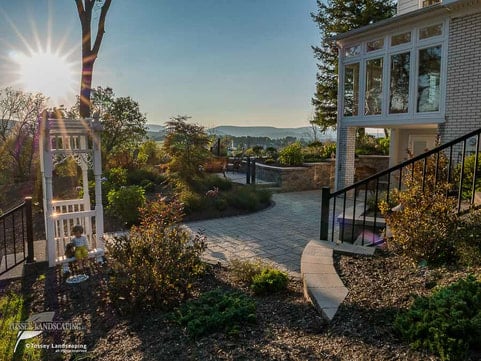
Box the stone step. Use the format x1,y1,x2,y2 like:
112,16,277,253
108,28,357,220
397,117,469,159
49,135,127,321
301,239,375,322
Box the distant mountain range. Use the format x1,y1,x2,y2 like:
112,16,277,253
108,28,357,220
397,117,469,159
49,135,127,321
146,124,336,141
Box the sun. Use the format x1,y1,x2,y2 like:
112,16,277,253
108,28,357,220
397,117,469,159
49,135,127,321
10,49,77,103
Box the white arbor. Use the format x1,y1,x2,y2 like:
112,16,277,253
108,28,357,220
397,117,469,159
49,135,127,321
39,112,104,267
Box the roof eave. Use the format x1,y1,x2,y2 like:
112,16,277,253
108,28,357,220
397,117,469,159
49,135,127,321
328,1,459,44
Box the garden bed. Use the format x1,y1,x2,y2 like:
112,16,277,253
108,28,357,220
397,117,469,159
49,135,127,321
2,251,480,360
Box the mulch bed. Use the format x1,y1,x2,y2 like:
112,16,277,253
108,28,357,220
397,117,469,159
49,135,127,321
2,250,480,360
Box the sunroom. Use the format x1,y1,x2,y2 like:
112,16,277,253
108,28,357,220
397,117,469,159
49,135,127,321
334,7,450,189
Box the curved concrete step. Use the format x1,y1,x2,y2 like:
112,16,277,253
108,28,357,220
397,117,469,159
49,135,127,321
301,240,375,321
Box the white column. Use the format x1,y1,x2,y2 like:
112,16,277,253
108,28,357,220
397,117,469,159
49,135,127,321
79,135,92,241
92,119,104,253
40,114,56,267
389,128,400,167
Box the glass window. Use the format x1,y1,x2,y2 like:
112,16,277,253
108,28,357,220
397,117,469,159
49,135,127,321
365,58,383,115
417,46,441,112
343,63,360,116
422,0,441,8
389,52,410,114
367,38,384,52
345,45,361,57
419,24,442,40
391,32,411,46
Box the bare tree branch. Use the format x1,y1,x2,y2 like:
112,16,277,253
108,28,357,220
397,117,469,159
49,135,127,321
92,0,112,56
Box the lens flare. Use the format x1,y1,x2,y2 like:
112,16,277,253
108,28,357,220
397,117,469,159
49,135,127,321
10,49,77,103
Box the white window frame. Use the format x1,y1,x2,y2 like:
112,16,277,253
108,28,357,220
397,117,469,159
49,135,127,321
338,19,448,127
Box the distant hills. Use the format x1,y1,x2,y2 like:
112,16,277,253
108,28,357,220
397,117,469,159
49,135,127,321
146,124,336,141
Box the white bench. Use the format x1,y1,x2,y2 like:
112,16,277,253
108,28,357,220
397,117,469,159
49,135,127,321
51,199,104,271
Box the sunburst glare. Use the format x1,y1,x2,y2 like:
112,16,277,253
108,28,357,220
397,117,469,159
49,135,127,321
9,49,77,103
1,4,79,106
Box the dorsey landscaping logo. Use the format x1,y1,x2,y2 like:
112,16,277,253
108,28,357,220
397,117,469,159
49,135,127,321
10,312,86,354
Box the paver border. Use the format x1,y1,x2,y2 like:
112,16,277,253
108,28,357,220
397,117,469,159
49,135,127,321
301,240,375,321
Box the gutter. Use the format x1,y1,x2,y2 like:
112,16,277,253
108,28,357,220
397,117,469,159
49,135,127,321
327,0,473,43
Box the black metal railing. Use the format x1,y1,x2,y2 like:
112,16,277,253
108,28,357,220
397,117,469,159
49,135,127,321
320,127,481,246
0,197,34,275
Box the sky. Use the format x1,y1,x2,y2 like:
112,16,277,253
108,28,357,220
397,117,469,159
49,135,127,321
0,1,320,128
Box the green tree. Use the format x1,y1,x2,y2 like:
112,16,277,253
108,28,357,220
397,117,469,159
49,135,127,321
0,88,47,182
91,87,147,158
163,116,211,179
311,0,396,130
75,0,112,118
69,87,148,168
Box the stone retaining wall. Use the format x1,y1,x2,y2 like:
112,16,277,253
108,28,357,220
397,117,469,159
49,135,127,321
255,155,389,192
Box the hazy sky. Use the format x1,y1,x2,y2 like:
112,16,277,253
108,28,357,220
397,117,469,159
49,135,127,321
0,1,319,128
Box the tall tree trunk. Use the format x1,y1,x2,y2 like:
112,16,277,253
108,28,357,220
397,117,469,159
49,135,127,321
76,0,112,119
80,58,94,118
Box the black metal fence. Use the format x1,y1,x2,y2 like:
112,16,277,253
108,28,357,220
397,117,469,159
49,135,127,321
320,127,481,246
0,197,34,275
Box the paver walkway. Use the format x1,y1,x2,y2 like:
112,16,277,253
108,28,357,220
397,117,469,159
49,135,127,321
186,189,376,322
185,190,322,279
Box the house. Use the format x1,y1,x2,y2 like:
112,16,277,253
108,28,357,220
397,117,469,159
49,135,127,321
333,0,481,190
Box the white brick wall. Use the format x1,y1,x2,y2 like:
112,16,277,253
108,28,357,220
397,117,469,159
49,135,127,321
335,126,356,190
441,12,481,144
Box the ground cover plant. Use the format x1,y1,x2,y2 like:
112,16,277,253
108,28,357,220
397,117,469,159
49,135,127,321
174,288,257,338
251,268,289,295
229,259,289,295
394,275,481,361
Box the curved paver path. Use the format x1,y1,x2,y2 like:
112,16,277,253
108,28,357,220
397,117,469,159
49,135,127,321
185,190,375,321
185,190,322,279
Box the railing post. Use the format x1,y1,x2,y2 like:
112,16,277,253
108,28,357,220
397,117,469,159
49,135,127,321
320,187,330,240
25,197,35,263
246,157,251,184
251,159,256,184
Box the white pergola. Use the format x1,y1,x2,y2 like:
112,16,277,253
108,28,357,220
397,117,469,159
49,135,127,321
39,112,104,267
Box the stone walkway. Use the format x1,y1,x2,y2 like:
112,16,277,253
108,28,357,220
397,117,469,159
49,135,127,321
186,189,376,321
186,190,322,279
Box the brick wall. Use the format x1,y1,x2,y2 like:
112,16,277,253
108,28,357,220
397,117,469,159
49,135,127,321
335,126,356,190
442,12,481,145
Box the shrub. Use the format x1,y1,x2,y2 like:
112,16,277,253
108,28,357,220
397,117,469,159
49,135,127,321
106,167,128,188
265,147,278,159
366,190,397,213
303,142,337,163
175,288,256,338
356,134,389,155
229,189,258,211
278,142,304,166
190,174,232,192
453,209,481,267
214,197,228,211
229,259,289,295
380,153,458,264
106,185,146,226
126,167,165,187
394,275,481,361
179,188,203,214
230,258,269,283
106,195,206,313
455,153,481,200
251,269,289,295
320,142,336,159
226,185,271,211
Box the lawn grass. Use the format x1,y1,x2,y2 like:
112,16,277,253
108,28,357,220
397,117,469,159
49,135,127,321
0,291,41,361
